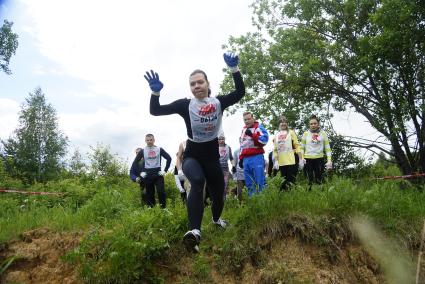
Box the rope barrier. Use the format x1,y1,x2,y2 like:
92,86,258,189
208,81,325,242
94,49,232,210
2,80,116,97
0,188,64,196
374,173,425,180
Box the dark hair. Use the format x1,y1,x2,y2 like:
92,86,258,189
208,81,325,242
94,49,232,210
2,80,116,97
190,69,211,96
145,133,154,138
309,114,320,123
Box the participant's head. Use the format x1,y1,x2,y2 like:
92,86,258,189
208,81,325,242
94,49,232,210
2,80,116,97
243,111,255,128
218,134,225,145
309,115,320,131
135,147,142,155
279,116,288,130
145,134,155,146
189,69,211,99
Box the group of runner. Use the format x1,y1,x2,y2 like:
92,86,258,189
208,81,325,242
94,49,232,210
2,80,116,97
130,52,332,253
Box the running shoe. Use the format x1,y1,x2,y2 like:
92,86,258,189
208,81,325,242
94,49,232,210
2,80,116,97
212,218,228,229
183,229,201,253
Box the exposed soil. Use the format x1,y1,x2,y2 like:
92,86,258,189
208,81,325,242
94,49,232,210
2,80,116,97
0,228,81,284
164,238,385,284
2,226,421,283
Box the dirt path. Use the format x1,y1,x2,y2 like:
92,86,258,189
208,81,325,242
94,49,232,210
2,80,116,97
0,228,81,284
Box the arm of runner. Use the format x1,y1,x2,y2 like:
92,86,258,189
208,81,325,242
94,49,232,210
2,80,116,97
252,124,269,146
218,53,245,110
291,130,303,162
150,96,188,116
160,148,172,172
174,175,185,193
129,151,144,182
323,132,332,163
300,132,307,156
176,142,184,171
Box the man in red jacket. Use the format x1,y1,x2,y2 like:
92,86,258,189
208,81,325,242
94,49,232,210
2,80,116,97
238,111,269,197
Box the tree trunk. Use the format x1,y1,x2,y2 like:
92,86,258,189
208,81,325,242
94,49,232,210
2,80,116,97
390,137,413,175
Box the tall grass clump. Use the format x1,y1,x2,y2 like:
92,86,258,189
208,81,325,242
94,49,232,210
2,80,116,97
66,203,188,284
205,176,425,274
0,176,142,243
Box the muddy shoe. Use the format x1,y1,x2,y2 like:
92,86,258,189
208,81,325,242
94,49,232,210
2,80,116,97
183,229,201,253
212,218,228,229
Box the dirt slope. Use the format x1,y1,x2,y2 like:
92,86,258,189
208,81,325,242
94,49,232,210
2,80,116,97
0,228,406,283
0,228,81,284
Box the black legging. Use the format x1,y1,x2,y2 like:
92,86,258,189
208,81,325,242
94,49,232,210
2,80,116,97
182,157,224,230
305,158,325,186
139,181,148,206
145,175,166,208
279,164,297,191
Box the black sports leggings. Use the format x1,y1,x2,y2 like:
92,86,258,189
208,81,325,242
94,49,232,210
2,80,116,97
145,175,166,208
305,158,325,185
182,157,224,230
279,164,297,191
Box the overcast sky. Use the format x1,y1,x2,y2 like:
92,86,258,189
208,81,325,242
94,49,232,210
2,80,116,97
0,0,379,168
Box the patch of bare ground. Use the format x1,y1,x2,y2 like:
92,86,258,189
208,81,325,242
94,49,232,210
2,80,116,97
162,237,385,284
0,228,82,284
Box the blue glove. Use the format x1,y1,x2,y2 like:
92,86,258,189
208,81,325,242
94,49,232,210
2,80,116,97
144,70,164,92
223,52,239,68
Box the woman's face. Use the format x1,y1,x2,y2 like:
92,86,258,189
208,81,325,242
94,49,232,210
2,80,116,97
190,73,209,99
279,121,288,130
309,119,319,131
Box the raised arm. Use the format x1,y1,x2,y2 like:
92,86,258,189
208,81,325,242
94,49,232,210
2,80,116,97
218,53,245,110
144,70,187,116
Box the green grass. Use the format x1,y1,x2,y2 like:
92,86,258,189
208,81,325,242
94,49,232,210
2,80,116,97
1,174,424,283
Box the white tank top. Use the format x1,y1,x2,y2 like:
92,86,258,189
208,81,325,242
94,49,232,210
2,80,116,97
275,130,293,154
219,145,231,168
188,97,222,143
143,146,161,169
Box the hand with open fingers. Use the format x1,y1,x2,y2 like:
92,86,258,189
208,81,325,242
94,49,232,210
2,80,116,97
144,70,163,92
140,172,147,178
325,161,332,170
223,52,239,68
158,170,166,176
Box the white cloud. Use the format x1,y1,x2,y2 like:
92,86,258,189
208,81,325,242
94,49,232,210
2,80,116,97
19,0,254,104
0,98,20,138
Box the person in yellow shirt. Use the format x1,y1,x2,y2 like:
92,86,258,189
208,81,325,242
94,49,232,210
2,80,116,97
300,115,332,190
273,116,303,191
